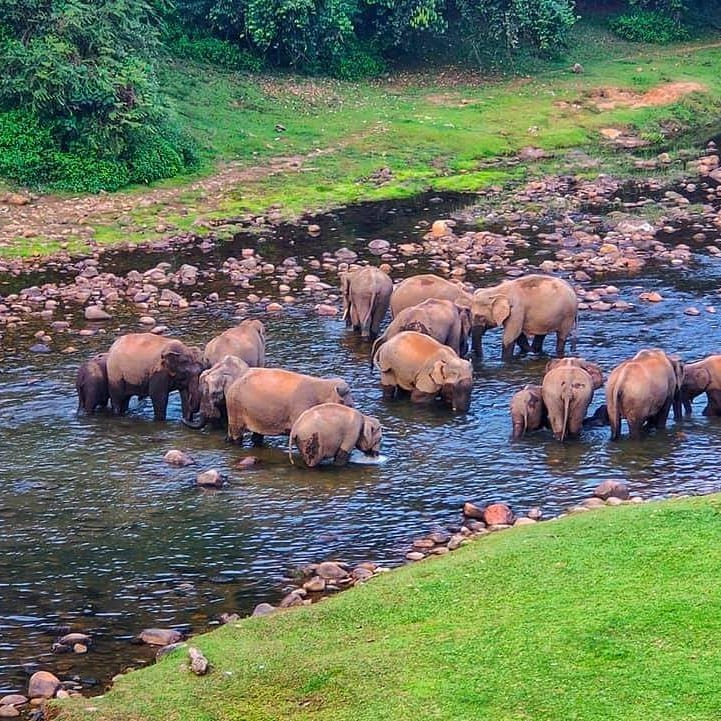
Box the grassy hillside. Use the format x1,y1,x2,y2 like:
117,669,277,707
55,495,721,721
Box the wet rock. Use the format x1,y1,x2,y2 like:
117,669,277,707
73,644,88,654
462,501,484,520
406,551,425,561
84,306,111,321
593,480,629,500
188,647,209,676
307,224,321,235
303,576,326,593
58,633,91,647
0,706,20,718
464,519,486,533
279,591,305,608
139,628,183,646
316,561,348,581
684,307,701,316
252,603,275,617
527,507,543,520
482,503,514,526
447,534,465,550
219,613,240,624
29,344,51,353
606,496,624,506
639,291,663,303
368,239,390,254
514,517,536,526
351,567,374,582
315,304,338,316
266,302,283,312
431,220,450,238
139,316,156,325
156,642,186,660
234,456,260,468
179,264,199,285
412,538,435,549
163,450,195,467
28,672,61,699
335,248,357,262
196,469,225,488
0,697,28,708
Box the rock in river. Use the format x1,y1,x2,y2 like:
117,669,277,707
139,628,183,646
28,671,61,699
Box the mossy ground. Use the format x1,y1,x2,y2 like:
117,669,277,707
54,494,721,721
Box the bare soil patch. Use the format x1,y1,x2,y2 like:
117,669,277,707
589,81,705,111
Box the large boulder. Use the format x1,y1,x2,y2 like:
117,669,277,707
482,503,514,526
28,671,61,699
139,628,183,646
593,480,629,500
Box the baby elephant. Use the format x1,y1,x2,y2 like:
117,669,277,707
76,353,109,413
509,384,547,439
289,404,382,467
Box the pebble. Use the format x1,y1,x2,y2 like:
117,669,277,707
139,628,183,646
84,306,112,321
684,307,700,316
406,551,425,561
196,469,224,488
163,449,195,467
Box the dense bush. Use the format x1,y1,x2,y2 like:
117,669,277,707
166,34,263,72
610,10,690,42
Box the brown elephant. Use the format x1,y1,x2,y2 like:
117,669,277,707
184,355,250,428
542,363,596,441
390,274,473,318
106,333,205,421
340,266,393,340
371,298,472,360
289,404,382,467
204,319,265,367
225,368,354,445
509,384,547,440
605,349,684,440
470,275,578,361
75,353,109,414
545,357,604,391
373,330,473,412
680,354,721,416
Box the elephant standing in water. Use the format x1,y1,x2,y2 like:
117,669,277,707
390,274,473,318
225,368,354,445
509,384,546,440
470,274,578,361
680,354,721,416
373,330,473,412
340,266,393,341
184,355,250,428
106,333,205,422
75,353,109,413
204,319,265,367
289,404,382,467
541,357,603,441
371,298,472,359
605,349,684,440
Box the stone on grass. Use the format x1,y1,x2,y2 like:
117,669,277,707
28,671,61,699
303,576,326,593
406,551,425,561
0,706,20,718
593,480,629,500
482,503,514,526
252,603,275,617
188,647,209,676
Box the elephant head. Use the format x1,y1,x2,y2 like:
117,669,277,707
470,291,512,358
416,355,473,412
681,363,711,413
357,415,383,456
329,378,354,407
456,303,473,353
187,355,250,428
161,342,205,421
545,357,604,391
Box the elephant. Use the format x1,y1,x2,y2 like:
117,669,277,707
75,353,109,414
340,266,393,340
225,368,354,445
371,298,472,360
373,330,473,412
680,354,721,416
541,362,597,441
582,404,611,428
545,357,604,391
106,333,205,422
184,355,250,428
289,404,382,467
605,348,685,440
389,274,473,318
509,384,547,440
204,319,265,367
470,274,578,361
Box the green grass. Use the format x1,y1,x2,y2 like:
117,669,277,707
55,494,721,721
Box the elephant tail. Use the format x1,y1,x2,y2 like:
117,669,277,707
560,392,571,442
288,433,296,465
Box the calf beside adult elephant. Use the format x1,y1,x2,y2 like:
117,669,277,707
373,330,473,412
225,368,354,445
471,274,578,361
390,274,473,318
509,384,546,440
340,266,393,340
606,348,684,440
680,354,721,416
289,404,382,467
371,298,472,360
204,320,265,367
76,353,110,414
106,333,205,422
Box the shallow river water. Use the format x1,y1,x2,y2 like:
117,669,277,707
1,191,721,695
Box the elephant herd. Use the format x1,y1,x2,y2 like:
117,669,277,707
75,267,721,467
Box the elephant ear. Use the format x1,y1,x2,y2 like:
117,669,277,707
416,359,445,394
360,417,381,450
491,296,511,327
161,345,184,377
544,358,563,375
579,361,604,391
668,354,685,388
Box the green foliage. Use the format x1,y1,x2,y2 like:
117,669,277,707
329,42,386,80
610,10,691,42
166,33,263,72
0,110,56,185
52,155,130,193
125,123,201,184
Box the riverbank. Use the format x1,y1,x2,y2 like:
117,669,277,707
2,23,721,259
50,492,721,721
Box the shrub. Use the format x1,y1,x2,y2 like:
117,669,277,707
125,123,201,185
329,43,385,80
51,154,131,193
610,10,690,42
168,34,263,72
0,110,56,185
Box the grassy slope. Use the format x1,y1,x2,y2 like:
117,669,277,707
89,23,721,250
56,495,721,721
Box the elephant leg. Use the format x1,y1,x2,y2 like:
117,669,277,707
471,327,484,359
501,342,515,363
627,418,644,441
251,432,264,446
653,399,672,429
531,334,546,354
516,333,532,355
703,390,721,416
410,388,435,404
333,449,350,466
381,384,396,400
109,381,125,416
555,332,568,358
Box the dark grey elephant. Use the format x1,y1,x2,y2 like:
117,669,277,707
75,353,109,414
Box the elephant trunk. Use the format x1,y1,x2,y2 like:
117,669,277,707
471,326,485,358
182,412,208,430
